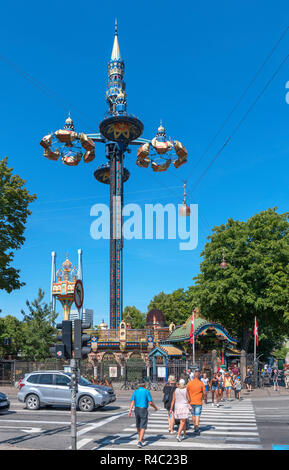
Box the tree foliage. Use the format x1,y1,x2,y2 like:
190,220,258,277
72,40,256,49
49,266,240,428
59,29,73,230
0,157,36,293
193,208,289,352
0,315,23,358
123,306,146,329
20,289,58,360
147,288,196,326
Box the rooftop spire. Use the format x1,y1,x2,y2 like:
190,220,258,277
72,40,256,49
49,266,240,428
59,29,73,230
111,19,121,60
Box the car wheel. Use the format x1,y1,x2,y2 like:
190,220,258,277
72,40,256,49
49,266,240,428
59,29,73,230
78,395,94,412
25,394,40,410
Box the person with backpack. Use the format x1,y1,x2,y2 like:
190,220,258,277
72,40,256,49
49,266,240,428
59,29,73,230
234,376,242,400
162,375,177,434
245,369,252,391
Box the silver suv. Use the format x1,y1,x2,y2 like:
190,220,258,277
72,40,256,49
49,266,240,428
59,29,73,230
17,371,115,412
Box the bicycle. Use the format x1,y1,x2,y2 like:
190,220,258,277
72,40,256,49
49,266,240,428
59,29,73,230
120,381,131,390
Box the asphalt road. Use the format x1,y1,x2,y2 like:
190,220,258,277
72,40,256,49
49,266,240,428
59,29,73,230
0,388,288,451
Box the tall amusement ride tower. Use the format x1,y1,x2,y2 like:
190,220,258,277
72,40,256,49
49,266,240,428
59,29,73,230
41,21,188,329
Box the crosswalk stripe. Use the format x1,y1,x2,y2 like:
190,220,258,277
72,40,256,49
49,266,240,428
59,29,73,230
123,427,259,436
93,398,262,450
146,424,258,430
104,439,263,450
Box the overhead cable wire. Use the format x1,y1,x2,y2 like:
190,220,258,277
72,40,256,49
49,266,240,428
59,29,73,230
186,25,289,193
188,49,289,196
188,25,289,181
0,53,96,128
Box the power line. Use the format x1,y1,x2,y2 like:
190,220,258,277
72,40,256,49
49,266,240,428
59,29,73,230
186,25,289,193
0,53,96,128
188,49,289,196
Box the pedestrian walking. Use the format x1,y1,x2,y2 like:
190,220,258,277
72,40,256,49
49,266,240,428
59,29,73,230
169,379,190,442
245,369,252,391
231,363,240,378
224,372,234,401
284,366,289,389
187,368,194,381
217,372,224,406
210,373,219,407
128,380,158,448
233,376,242,400
201,373,210,404
272,369,279,391
163,375,177,434
186,369,207,435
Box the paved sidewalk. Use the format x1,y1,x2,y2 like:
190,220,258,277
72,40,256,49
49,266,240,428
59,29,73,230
1,384,289,400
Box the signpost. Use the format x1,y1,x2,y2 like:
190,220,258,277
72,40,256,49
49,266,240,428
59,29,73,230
70,280,84,450
74,279,84,310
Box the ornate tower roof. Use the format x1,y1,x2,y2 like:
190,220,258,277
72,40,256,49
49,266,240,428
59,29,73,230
63,112,74,131
111,19,121,60
106,21,127,116
156,121,167,142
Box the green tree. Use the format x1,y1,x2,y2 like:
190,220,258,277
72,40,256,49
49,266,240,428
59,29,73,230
0,315,23,358
123,306,146,329
21,289,58,360
0,157,36,294
193,208,289,352
272,345,289,361
147,288,194,326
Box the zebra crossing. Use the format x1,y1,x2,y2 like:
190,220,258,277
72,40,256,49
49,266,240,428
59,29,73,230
93,398,263,450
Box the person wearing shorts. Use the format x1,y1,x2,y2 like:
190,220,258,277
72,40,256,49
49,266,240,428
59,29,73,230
210,373,219,407
186,369,207,436
201,373,210,404
272,369,279,391
129,381,158,448
224,372,234,401
217,372,224,406
234,376,242,400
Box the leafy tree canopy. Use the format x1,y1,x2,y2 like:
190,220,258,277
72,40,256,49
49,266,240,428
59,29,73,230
123,306,146,329
21,289,58,360
193,208,289,351
147,288,196,326
0,157,36,293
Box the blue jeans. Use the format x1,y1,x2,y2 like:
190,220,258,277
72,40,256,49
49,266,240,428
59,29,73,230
190,405,202,417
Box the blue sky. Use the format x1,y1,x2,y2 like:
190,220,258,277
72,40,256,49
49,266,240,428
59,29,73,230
1,0,288,325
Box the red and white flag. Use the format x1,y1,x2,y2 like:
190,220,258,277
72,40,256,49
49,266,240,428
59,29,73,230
190,310,195,344
254,316,259,347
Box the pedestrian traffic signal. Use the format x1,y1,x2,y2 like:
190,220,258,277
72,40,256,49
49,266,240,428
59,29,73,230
73,319,91,359
49,320,73,360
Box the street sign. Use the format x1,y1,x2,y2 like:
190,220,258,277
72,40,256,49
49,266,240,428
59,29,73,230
74,279,84,309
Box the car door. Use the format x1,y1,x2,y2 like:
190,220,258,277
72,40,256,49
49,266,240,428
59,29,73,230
37,373,54,403
54,374,71,405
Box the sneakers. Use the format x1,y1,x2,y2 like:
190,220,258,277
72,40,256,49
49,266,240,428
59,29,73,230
194,427,200,436
137,441,143,448
176,435,182,442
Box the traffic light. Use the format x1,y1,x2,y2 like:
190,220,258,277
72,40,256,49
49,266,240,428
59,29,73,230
74,319,91,359
49,320,72,360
